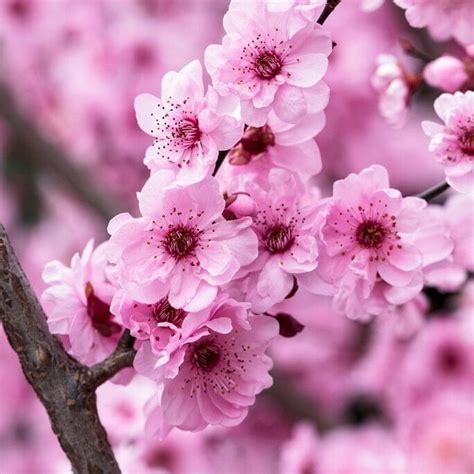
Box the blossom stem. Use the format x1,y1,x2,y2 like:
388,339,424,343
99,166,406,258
399,38,433,63
416,180,451,201
317,0,342,25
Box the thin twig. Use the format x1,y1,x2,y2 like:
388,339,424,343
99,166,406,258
416,180,450,201
89,330,136,389
317,0,342,25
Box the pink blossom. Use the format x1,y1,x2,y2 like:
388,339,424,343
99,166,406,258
319,425,407,473
361,0,385,11
205,2,332,126
401,393,474,473
221,110,325,183
423,55,469,93
108,171,258,310
419,194,474,291
135,60,243,185
312,165,429,320
423,91,474,193
145,313,278,436
41,240,123,365
280,423,320,474
113,292,250,382
395,318,474,411
237,169,320,312
371,54,419,127
394,0,474,46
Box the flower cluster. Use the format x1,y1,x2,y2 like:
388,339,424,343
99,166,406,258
38,0,473,450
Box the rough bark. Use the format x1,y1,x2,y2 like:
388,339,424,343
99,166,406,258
0,224,134,473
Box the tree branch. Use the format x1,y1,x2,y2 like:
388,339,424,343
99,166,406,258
0,83,120,222
89,331,136,389
0,224,123,473
416,180,450,201
317,0,342,25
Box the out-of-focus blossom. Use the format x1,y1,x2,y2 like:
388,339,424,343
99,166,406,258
394,0,474,46
108,171,258,310
41,239,123,365
423,91,474,193
421,194,474,291
205,1,332,126
145,313,278,437
372,54,420,127
401,392,474,473
280,423,320,474
361,0,385,11
318,425,408,473
135,60,242,185
423,55,469,93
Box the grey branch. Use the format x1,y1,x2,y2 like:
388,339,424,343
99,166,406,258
0,224,135,473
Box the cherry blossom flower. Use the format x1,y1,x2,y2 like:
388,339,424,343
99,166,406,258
205,1,332,126
144,313,278,437
423,91,474,193
280,423,320,474
402,393,474,473
222,110,325,183
394,0,474,46
41,240,123,365
107,171,258,311
236,169,321,312
371,54,420,127
309,165,430,320
112,292,250,382
135,60,243,185
423,55,469,93
417,195,473,291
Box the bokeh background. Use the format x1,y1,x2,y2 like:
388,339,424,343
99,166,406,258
0,1,472,473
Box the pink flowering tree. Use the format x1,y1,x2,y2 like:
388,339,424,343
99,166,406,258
0,0,473,472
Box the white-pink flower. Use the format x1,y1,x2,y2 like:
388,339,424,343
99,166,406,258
310,165,431,320
108,171,258,311
222,110,325,183
423,91,474,193
145,312,278,436
135,60,243,185
238,169,321,312
394,0,474,46
423,55,469,93
41,240,123,365
205,1,332,126
371,54,419,127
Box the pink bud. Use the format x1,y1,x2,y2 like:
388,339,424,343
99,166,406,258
423,56,468,93
225,192,256,219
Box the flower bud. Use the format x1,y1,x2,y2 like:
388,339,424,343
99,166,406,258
423,56,468,93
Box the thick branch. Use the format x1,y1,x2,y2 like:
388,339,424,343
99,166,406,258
0,83,119,222
0,224,121,474
416,180,450,201
89,331,136,389
317,0,342,25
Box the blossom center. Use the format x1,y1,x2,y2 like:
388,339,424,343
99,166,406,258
85,282,121,337
459,129,474,156
193,342,221,371
175,118,201,148
254,51,282,80
241,125,275,156
152,298,187,327
264,224,294,254
356,221,387,249
163,226,199,260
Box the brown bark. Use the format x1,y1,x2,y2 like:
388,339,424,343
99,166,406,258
0,224,135,473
